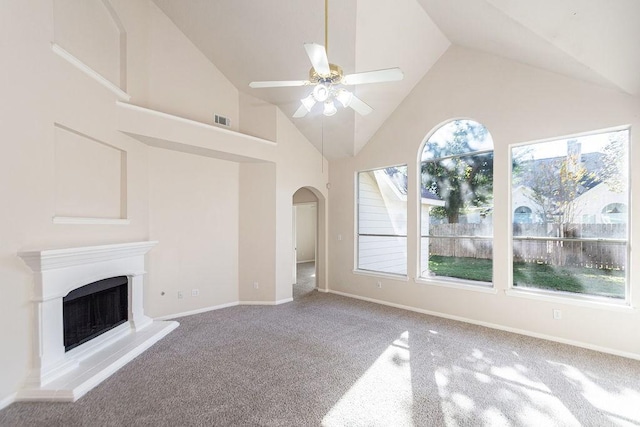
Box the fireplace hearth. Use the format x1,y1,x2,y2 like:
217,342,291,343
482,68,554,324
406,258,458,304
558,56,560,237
17,241,178,402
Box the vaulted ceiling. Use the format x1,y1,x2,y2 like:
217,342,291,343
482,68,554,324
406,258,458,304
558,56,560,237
153,0,640,159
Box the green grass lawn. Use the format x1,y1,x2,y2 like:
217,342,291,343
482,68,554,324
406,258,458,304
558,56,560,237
428,255,625,299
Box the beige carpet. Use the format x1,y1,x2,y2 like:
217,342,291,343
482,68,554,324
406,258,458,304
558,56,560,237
1,292,639,426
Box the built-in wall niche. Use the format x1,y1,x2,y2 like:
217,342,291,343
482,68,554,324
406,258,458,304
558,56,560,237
53,0,127,94
54,124,128,224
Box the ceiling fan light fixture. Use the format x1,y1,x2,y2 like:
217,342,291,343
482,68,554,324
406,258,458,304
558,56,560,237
312,83,330,102
323,100,337,116
301,94,316,112
336,89,353,108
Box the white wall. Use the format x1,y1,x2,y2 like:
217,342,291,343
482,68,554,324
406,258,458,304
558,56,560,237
147,148,239,317
295,204,316,263
0,0,327,406
144,1,239,130
329,45,640,358
293,187,318,204
238,162,277,302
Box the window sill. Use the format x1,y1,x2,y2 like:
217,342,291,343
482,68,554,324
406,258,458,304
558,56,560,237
415,277,497,294
505,289,634,312
353,269,409,282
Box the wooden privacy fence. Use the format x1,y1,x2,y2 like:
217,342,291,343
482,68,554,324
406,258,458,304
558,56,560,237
426,223,627,270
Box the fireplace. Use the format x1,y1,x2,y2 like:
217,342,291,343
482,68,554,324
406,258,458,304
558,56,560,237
17,241,178,402
63,276,129,351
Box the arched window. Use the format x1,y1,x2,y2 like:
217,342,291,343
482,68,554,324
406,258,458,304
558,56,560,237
419,119,494,284
514,206,533,224
601,203,627,224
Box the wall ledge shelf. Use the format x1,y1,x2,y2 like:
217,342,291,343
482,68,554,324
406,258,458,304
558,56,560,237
52,43,130,101
116,102,277,163
53,217,130,225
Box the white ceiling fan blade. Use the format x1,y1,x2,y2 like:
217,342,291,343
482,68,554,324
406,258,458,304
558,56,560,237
304,43,330,76
349,95,373,116
249,80,309,89
342,68,404,85
293,104,310,118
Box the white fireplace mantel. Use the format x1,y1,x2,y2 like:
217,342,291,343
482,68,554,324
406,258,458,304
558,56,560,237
17,241,178,402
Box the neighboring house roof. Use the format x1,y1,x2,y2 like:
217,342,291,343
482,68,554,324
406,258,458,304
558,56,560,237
383,167,445,206
516,151,605,195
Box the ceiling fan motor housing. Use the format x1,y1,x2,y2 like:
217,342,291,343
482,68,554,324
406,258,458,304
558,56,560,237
309,63,344,84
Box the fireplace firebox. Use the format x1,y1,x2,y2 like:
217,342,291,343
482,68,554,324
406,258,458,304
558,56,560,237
63,276,129,351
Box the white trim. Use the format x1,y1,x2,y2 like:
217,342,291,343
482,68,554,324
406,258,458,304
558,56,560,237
505,289,635,312
415,277,497,294
509,124,631,149
16,321,178,402
240,298,294,306
53,216,130,225
317,287,329,293
353,269,409,282
297,259,315,264
51,43,131,101
155,302,239,320
327,289,640,361
507,125,633,308
18,241,157,275
0,392,16,411
116,101,276,146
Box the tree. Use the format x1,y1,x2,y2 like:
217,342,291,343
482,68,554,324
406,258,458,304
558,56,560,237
513,139,591,234
600,131,628,194
421,120,493,223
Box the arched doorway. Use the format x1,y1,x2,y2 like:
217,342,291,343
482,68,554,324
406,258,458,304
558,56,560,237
292,187,319,299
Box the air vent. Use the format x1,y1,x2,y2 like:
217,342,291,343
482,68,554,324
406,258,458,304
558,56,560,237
214,114,230,127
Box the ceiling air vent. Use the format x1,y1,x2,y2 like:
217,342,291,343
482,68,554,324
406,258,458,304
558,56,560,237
214,114,230,127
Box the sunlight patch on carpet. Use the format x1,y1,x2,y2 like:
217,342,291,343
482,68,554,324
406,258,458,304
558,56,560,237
322,331,413,426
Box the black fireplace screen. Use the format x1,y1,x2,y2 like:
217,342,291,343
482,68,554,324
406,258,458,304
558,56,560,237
63,276,128,352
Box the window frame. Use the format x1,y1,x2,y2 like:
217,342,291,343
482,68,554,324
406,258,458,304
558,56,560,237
355,164,409,278
507,125,632,306
417,119,495,289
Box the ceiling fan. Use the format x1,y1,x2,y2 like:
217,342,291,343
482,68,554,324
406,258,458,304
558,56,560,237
248,0,404,118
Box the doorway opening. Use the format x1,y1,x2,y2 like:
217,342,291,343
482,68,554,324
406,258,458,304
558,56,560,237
293,188,319,299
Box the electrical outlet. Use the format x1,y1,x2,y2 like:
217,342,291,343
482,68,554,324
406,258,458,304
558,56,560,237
553,309,562,320
253,282,259,289
192,289,199,297
376,281,382,289
178,291,184,299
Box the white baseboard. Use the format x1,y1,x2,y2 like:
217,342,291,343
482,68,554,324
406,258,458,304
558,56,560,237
155,301,239,320
328,289,640,361
240,298,293,306
156,298,295,317
0,392,16,410
316,288,329,293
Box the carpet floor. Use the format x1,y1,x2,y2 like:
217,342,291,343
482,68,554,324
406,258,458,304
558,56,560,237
2,290,640,426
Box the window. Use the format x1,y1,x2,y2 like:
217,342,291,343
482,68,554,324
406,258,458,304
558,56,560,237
511,128,629,300
601,203,627,224
419,120,494,284
357,165,408,275
514,206,533,224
